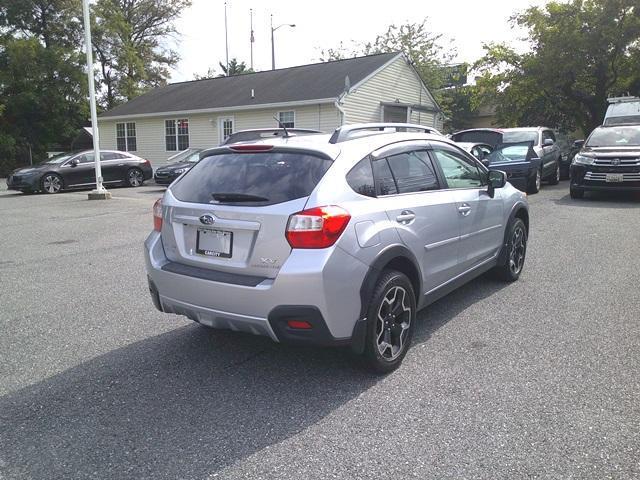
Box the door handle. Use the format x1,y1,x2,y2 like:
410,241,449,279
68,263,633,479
396,210,415,225
458,204,472,216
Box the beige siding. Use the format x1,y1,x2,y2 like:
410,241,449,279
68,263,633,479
98,103,340,166
342,55,443,130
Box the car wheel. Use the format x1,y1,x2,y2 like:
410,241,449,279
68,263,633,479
528,169,541,194
548,161,561,185
363,270,416,374
126,168,144,187
570,187,584,199
494,218,527,282
41,173,63,194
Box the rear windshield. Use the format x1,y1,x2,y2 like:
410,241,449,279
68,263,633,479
487,143,531,163
171,151,332,205
452,131,502,147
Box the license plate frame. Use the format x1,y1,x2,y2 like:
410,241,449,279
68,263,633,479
196,228,233,258
606,173,624,183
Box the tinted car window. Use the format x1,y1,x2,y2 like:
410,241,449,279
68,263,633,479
432,149,484,189
386,151,439,193
503,131,538,145
171,152,332,206
372,158,398,195
451,131,503,147
346,158,375,197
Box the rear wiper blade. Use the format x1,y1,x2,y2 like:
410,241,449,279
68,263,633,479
211,192,269,202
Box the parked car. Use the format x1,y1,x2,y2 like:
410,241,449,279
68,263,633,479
154,148,204,186
455,142,494,161
6,150,152,194
570,124,640,199
450,128,503,148
481,142,543,193
145,123,529,372
222,128,323,145
500,128,562,186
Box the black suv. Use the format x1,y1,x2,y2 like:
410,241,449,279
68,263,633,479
570,124,640,198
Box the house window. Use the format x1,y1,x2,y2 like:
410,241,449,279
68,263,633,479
278,111,295,128
165,119,189,151
116,122,136,151
221,118,233,141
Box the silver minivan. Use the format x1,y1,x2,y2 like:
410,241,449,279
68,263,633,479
145,124,529,372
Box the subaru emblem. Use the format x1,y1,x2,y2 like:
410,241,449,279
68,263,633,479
199,214,215,225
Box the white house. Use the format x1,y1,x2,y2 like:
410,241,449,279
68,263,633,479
97,52,443,166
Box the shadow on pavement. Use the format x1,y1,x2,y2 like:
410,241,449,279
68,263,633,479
554,191,640,208
0,272,507,479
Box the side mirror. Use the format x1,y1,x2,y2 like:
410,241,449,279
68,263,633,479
487,169,507,198
573,139,585,148
69,158,79,167
543,138,555,147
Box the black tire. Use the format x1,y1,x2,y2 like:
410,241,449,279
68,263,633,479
362,270,416,374
126,168,144,187
570,187,584,199
41,173,63,194
527,169,541,194
548,161,561,185
493,218,527,282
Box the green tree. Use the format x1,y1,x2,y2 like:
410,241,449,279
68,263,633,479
91,0,191,110
321,19,456,93
0,0,87,174
194,58,254,80
475,0,640,134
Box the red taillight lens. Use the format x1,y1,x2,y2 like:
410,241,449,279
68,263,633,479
153,198,163,232
287,320,313,330
285,205,351,249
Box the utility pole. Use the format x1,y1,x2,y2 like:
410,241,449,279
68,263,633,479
250,8,254,71
82,0,110,200
224,2,229,73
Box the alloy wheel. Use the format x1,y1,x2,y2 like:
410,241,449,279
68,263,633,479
43,175,61,193
376,286,412,361
509,225,526,276
556,164,560,182
536,170,541,191
128,169,143,187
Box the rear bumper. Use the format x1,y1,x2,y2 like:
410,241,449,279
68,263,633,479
144,231,368,345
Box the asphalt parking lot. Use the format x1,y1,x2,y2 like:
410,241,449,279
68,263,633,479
0,181,639,479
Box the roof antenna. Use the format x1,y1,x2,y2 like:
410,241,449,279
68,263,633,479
273,115,289,137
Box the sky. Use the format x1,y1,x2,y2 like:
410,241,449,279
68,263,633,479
170,0,551,82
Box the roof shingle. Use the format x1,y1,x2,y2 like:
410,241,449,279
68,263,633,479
100,52,400,118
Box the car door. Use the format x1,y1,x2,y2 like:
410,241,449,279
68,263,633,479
541,130,557,176
62,152,95,187
371,143,461,294
100,152,127,183
430,143,504,272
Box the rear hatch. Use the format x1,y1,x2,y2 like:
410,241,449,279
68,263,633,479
161,146,333,279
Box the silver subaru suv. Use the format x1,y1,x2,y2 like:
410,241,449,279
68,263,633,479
145,124,529,372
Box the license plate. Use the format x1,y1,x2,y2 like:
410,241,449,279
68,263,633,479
606,173,624,183
196,228,233,258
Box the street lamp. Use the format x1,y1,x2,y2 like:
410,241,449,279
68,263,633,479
270,15,295,70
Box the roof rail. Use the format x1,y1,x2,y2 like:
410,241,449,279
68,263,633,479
328,123,442,144
607,96,640,104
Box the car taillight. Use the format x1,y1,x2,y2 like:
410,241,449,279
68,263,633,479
286,206,351,249
153,198,163,232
